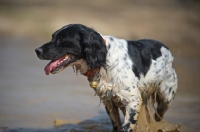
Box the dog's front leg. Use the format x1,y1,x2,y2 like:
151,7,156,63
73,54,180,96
121,93,142,132
104,100,122,132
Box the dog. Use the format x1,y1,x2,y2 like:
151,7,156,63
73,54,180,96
35,24,178,132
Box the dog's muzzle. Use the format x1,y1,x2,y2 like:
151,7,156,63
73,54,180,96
35,48,45,60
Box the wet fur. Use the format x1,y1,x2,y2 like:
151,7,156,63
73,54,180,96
35,24,178,132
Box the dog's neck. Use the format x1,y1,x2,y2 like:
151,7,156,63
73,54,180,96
69,59,88,74
99,33,106,44
71,36,107,85
84,36,107,79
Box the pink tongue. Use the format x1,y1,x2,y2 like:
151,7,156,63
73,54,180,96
44,60,60,75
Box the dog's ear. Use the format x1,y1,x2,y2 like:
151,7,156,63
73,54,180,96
81,31,107,70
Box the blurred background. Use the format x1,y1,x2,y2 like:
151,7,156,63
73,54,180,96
0,0,200,130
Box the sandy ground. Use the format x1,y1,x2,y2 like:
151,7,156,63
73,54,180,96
0,0,200,131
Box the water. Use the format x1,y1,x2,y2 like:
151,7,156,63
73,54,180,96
0,37,106,128
0,36,199,131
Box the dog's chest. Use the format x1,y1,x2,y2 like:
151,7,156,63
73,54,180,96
94,37,139,102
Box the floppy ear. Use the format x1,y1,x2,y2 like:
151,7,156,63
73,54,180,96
81,31,107,70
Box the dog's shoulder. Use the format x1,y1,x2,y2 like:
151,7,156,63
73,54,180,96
104,37,171,78
127,39,168,60
126,38,170,78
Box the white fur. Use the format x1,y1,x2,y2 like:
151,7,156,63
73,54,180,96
73,35,177,131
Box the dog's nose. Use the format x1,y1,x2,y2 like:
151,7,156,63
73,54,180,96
35,48,43,55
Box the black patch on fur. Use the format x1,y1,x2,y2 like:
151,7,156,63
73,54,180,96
169,87,172,94
78,25,107,70
129,109,137,124
107,44,111,50
127,39,168,78
122,123,130,132
124,87,130,91
110,37,114,41
172,91,175,95
156,69,161,74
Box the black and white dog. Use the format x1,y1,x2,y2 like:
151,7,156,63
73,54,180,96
35,24,177,132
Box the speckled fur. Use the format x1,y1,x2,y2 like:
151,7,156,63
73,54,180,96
35,24,178,132
72,35,178,132
86,36,177,132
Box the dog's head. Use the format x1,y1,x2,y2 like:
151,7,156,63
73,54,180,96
35,24,107,75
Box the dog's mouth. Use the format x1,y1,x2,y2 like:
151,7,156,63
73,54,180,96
44,54,75,75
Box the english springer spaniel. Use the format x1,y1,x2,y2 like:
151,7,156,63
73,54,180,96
35,24,178,132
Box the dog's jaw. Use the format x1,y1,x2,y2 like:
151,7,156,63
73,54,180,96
44,54,76,75
69,59,89,75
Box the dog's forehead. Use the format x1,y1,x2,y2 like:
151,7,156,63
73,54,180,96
52,25,73,38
